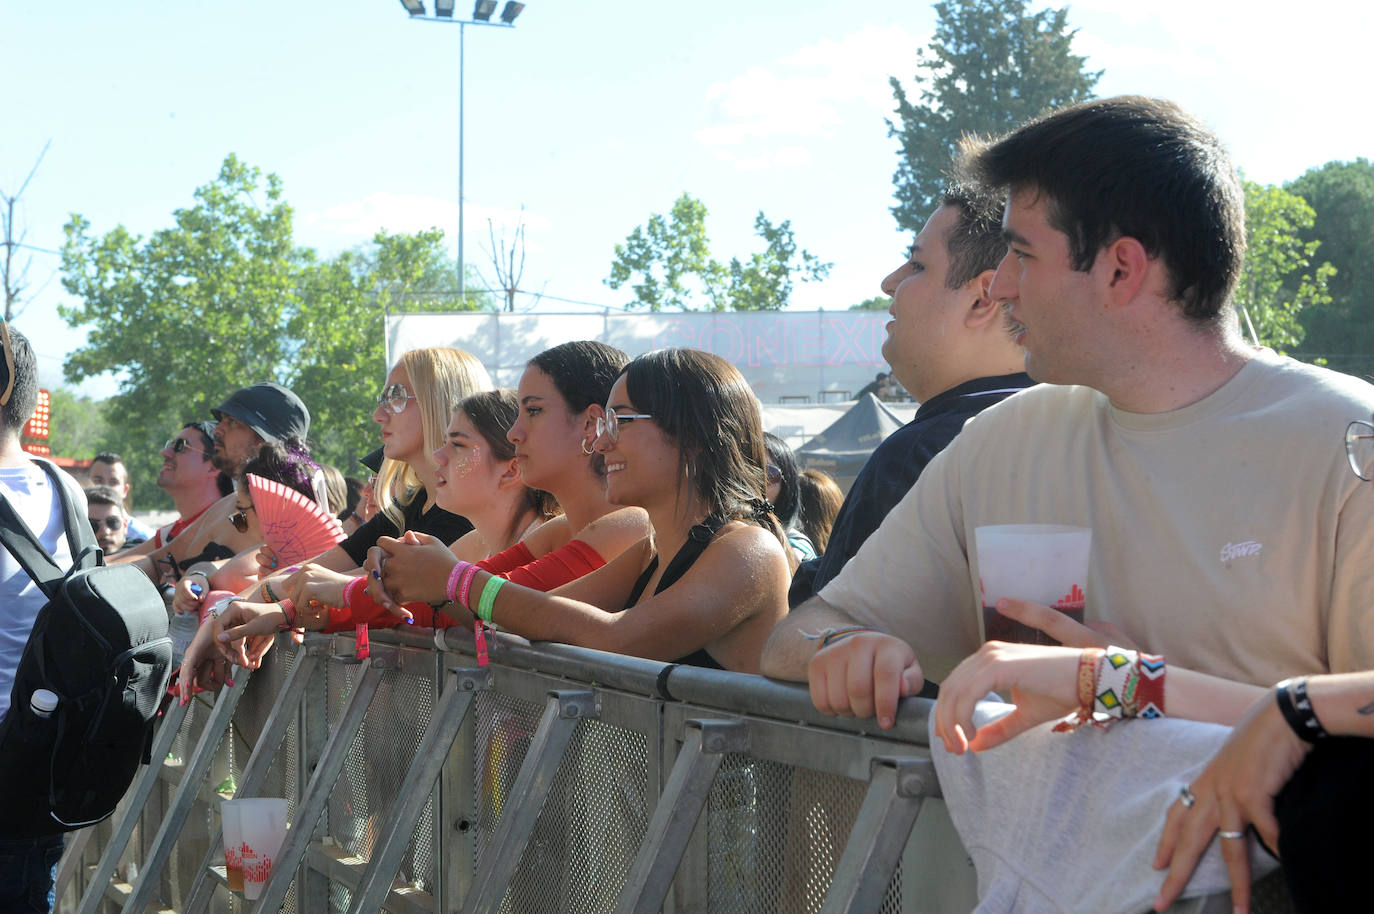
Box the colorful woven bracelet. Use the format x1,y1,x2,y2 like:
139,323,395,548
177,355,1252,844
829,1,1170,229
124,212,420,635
458,564,482,608
1276,677,1328,742
445,561,472,604
1054,647,1104,732
1095,647,1136,719
276,599,298,631
475,575,505,624
261,579,280,603
1134,652,1166,718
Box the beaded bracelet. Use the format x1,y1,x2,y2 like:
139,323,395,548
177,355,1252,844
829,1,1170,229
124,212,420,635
474,575,505,623
1275,677,1328,742
458,564,481,608
1134,652,1167,719
445,561,473,604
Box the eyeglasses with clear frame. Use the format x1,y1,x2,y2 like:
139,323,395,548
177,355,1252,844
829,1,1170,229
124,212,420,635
376,383,416,415
1345,419,1374,480
595,408,653,443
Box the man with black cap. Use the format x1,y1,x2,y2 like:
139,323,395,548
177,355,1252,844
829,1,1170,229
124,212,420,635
208,381,311,476
112,381,313,589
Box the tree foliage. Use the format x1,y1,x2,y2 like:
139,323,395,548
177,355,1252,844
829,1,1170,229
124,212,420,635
1232,179,1334,353
46,388,109,462
850,296,891,311
888,0,1100,232
606,193,831,311
1286,159,1374,375
60,154,487,503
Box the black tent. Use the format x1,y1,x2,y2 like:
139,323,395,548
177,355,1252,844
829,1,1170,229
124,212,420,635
796,394,908,491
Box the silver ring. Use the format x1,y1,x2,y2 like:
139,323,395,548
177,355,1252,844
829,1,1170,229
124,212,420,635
1178,784,1196,808
1218,830,1245,840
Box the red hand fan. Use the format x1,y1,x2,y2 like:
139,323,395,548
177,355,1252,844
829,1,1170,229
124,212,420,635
246,474,346,566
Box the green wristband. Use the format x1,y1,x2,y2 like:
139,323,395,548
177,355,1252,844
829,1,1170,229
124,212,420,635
475,575,505,623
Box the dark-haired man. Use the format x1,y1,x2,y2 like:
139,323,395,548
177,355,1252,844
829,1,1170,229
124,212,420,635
86,485,131,554
113,382,311,583
88,452,155,544
146,421,232,551
0,325,87,909
784,182,1032,610
763,96,1374,731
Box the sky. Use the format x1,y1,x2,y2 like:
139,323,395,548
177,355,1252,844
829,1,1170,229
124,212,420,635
5,0,1370,397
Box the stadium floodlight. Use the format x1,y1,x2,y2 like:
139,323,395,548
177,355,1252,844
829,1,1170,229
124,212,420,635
435,0,455,16
398,0,425,15
473,0,497,20
499,2,525,23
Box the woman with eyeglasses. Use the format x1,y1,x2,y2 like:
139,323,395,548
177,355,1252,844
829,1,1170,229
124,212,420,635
914,417,1374,914
188,342,651,651
220,348,792,674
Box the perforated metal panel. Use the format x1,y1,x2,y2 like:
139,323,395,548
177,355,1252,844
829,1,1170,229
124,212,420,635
706,755,900,913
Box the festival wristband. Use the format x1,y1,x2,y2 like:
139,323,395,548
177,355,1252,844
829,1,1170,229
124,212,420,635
446,561,472,604
1134,652,1166,718
261,579,280,603
1275,677,1328,742
1054,647,1104,732
1095,647,1135,719
277,599,298,631
475,575,505,623
343,575,368,610
458,564,481,608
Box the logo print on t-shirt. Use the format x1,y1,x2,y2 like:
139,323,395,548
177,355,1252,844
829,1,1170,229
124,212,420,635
1219,540,1262,564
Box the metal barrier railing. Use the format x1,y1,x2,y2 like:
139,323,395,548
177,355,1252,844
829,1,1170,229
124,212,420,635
55,627,1255,914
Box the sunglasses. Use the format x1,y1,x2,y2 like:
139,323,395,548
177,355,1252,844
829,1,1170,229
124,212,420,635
229,502,255,533
89,516,123,533
377,383,416,415
765,464,783,485
165,437,208,457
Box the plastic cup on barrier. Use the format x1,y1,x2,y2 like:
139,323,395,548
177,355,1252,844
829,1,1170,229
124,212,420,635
220,799,245,893
237,798,288,899
974,524,1091,644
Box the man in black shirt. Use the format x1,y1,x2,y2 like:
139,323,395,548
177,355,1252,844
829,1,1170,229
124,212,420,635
788,183,1033,607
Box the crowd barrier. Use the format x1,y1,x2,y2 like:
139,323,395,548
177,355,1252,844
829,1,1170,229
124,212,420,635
54,628,1272,913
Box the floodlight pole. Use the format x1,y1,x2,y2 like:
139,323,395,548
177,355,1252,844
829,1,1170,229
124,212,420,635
401,7,519,309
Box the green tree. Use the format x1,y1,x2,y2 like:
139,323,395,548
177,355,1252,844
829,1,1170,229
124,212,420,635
1287,159,1374,376
850,296,891,311
59,154,488,496
45,387,108,461
605,193,722,311
1233,179,1334,353
606,194,830,311
888,0,1100,232
721,214,832,311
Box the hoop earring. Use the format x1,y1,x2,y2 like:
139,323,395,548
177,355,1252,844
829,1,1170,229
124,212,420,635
580,437,595,456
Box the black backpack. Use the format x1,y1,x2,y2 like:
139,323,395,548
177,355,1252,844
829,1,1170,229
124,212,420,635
0,460,173,837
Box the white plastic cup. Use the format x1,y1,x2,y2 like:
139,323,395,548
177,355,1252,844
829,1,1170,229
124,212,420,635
220,799,245,893
236,798,288,899
974,524,1091,644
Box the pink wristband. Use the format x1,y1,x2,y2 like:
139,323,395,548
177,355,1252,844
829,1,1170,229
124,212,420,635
200,589,236,624
343,575,368,609
446,561,472,604
458,564,481,607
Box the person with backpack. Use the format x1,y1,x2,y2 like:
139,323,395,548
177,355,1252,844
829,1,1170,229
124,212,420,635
0,326,91,910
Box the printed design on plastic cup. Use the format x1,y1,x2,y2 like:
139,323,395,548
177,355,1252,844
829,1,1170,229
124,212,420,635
242,851,274,882
1053,584,1085,610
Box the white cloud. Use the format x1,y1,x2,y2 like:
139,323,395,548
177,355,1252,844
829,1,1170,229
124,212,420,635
694,24,924,170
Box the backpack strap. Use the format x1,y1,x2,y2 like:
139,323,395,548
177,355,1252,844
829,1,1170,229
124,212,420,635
0,460,98,600
32,460,97,568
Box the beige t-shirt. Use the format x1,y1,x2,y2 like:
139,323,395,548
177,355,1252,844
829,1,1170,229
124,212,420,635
820,350,1374,686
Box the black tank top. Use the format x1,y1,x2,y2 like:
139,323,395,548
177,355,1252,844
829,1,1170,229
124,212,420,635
623,517,725,670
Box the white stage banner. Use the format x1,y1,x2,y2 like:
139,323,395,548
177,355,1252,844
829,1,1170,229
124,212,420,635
386,310,894,405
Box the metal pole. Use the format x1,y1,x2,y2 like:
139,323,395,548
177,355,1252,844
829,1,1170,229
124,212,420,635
458,20,466,307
